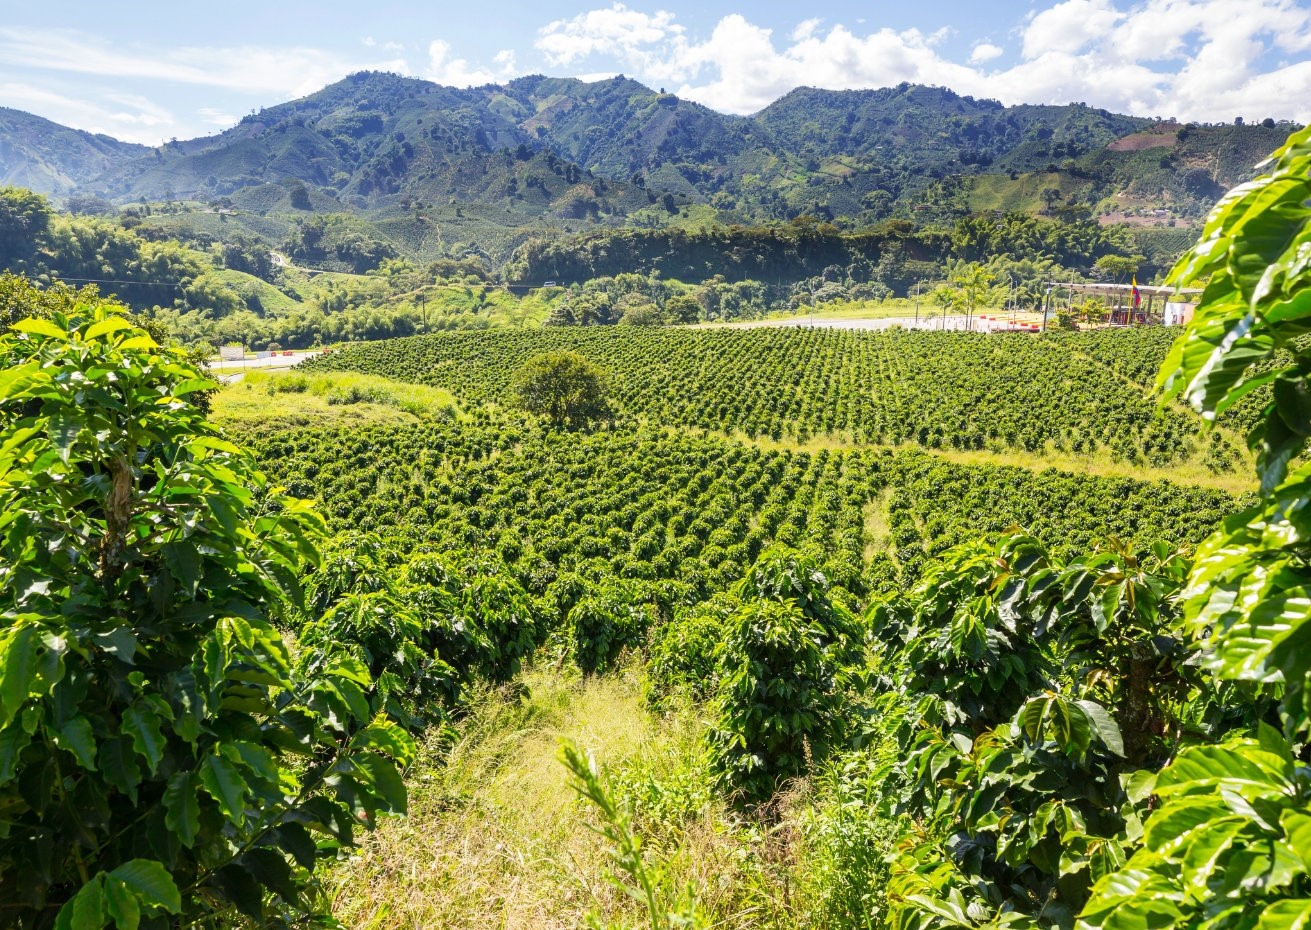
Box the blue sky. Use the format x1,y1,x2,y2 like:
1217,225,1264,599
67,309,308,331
2,0,1308,144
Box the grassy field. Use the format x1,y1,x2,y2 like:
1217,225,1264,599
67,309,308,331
755,297,1038,325
328,663,893,930
738,431,1255,495
212,369,460,429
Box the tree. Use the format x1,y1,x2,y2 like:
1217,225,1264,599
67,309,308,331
1092,253,1143,282
0,186,53,267
949,262,996,328
0,304,413,927
618,299,665,326
664,293,701,324
511,351,611,429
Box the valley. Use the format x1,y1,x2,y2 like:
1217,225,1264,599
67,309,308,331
0,42,1309,930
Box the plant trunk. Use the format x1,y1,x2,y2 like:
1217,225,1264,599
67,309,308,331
100,457,133,583
1122,642,1157,765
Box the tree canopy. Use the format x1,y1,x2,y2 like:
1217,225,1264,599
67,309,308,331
511,350,611,429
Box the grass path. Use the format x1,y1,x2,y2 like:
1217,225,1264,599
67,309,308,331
328,667,823,930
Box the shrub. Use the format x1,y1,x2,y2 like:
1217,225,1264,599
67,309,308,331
706,599,842,801
0,307,412,927
569,588,652,674
646,594,738,703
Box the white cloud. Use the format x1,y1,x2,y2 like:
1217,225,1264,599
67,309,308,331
198,107,238,128
426,40,518,87
670,18,980,113
792,19,822,42
0,82,178,144
1021,0,1122,58
0,27,407,100
534,1,1311,122
537,4,683,67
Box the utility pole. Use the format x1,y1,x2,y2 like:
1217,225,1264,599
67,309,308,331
913,280,921,327
1041,286,1053,333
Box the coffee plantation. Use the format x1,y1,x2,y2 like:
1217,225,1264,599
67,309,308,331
300,326,1241,468
2,127,1309,930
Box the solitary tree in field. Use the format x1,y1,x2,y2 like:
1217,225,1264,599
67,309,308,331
512,351,611,429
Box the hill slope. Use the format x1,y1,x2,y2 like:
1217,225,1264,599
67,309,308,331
0,108,146,196
0,72,1297,261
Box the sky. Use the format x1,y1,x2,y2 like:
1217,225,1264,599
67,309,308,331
1,0,1308,145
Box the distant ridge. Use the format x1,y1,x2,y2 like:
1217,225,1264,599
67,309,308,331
0,71,1296,238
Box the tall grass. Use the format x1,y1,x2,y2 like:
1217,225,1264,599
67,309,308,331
214,369,460,427
327,664,899,930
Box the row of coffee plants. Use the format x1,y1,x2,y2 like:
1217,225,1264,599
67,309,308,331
301,327,1232,467
868,123,1311,930
555,128,1311,930
247,421,1235,604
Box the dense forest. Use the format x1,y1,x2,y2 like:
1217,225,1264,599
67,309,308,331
0,180,1162,351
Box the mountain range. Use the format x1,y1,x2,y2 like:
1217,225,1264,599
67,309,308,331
0,71,1297,261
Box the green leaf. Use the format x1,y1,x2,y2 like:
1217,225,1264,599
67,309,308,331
903,894,973,927
48,412,79,464
120,705,165,774
353,753,408,814
275,822,318,869
162,541,201,595
55,716,98,770
107,860,181,915
1157,742,1291,796
173,377,218,397
12,317,69,339
1076,699,1125,757
240,848,298,903
115,336,158,351
224,741,280,789
200,753,248,823
210,863,264,919
162,772,199,846
0,725,24,785
103,876,141,930
1282,811,1311,870
0,624,39,728
83,316,134,341
1254,900,1311,930
353,717,417,768
99,737,141,801
72,877,107,930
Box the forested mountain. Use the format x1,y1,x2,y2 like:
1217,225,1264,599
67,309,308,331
0,108,146,196
3,71,1294,231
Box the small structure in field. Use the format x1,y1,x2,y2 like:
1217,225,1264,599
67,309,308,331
1042,281,1203,328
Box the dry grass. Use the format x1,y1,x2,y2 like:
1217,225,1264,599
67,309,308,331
328,666,805,930
863,489,893,565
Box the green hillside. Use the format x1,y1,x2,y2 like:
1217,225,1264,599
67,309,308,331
0,72,1294,248
0,107,145,196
